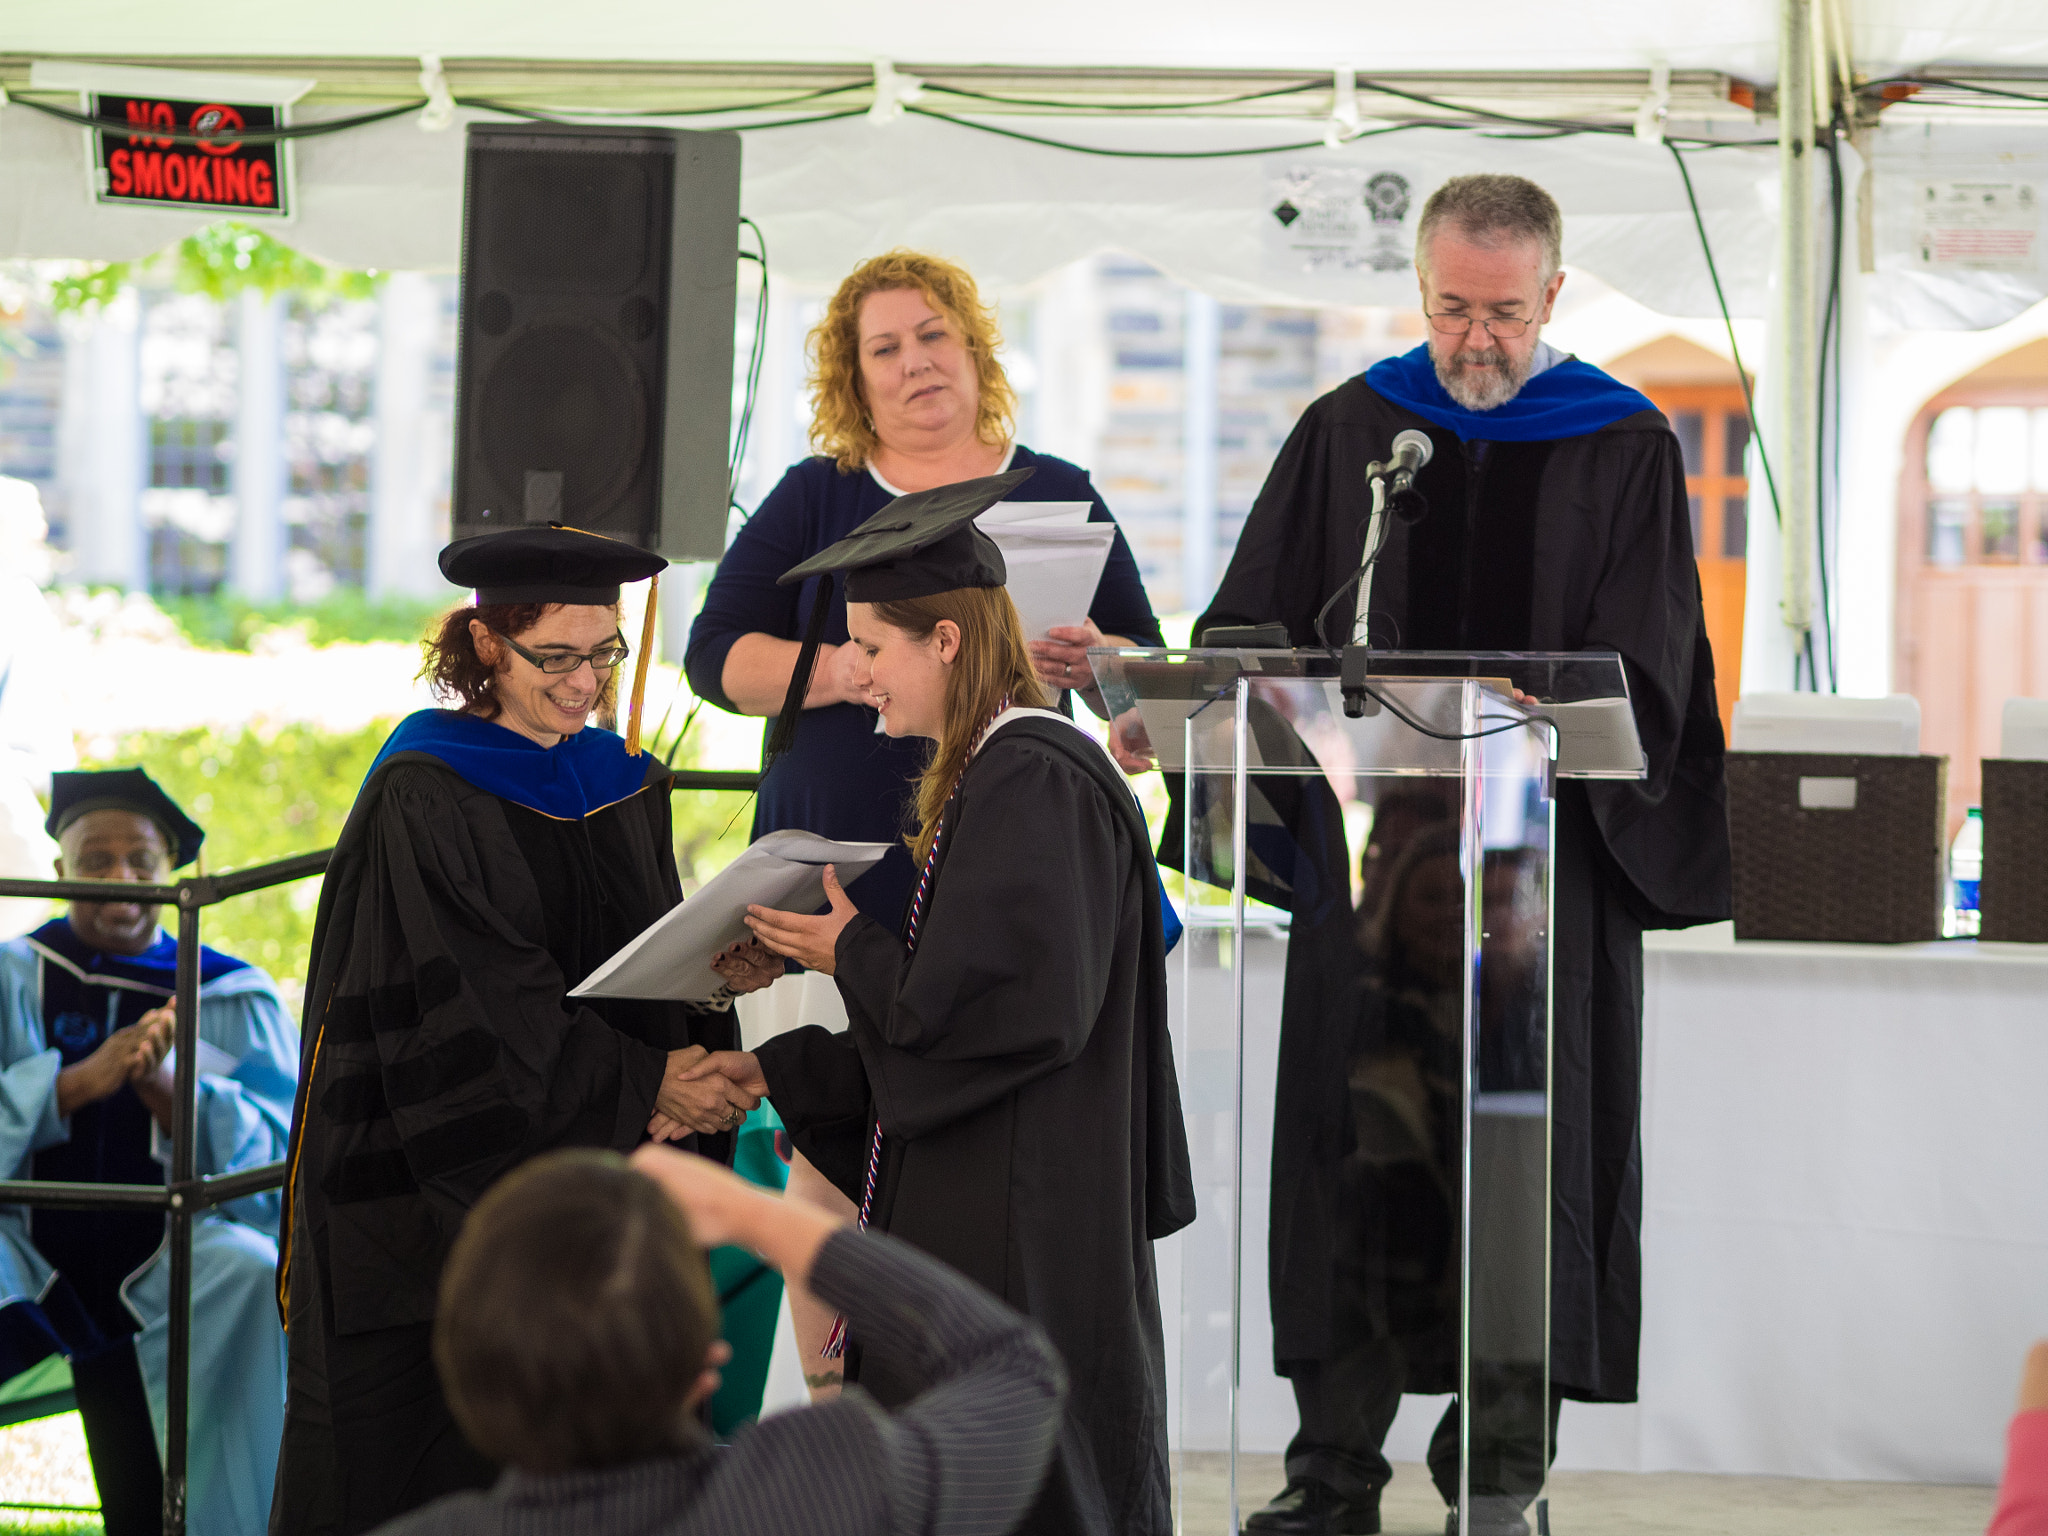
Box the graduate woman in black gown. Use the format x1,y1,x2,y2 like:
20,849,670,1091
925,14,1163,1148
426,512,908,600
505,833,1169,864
674,474,1195,1536
272,528,780,1535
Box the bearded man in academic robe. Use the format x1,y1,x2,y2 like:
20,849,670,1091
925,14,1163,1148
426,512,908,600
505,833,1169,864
1195,174,1732,1536
270,528,782,1536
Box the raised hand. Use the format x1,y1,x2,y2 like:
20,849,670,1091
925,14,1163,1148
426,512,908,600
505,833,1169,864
1028,619,1106,695
710,939,784,996
744,865,857,975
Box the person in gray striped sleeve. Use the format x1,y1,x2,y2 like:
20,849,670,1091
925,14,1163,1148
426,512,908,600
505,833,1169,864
366,1144,1065,1536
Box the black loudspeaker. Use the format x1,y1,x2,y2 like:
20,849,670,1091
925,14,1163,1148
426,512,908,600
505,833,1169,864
452,123,741,559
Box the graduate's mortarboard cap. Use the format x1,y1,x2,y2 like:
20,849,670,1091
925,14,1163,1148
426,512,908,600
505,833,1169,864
46,768,205,869
437,524,669,755
438,524,666,607
766,468,1032,761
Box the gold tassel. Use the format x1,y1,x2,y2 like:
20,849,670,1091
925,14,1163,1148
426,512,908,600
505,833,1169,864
624,572,658,756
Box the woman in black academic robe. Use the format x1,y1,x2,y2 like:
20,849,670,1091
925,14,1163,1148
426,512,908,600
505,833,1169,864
273,529,778,1536
679,549,1195,1536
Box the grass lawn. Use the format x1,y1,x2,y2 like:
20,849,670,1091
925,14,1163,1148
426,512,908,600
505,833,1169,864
0,1413,98,1534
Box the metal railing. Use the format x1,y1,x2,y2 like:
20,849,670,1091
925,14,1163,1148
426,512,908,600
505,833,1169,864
0,851,326,1535
0,765,760,1534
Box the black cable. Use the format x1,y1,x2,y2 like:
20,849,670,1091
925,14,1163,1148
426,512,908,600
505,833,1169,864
662,695,708,770
1313,499,1398,653
1866,76,2048,107
8,94,427,144
1360,686,1558,747
729,216,771,520
900,103,1479,159
1352,78,1635,137
920,78,1329,113
1667,142,1783,535
457,82,871,120
724,107,872,133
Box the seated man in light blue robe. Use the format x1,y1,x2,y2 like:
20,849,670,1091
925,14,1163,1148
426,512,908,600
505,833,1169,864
0,768,298,1536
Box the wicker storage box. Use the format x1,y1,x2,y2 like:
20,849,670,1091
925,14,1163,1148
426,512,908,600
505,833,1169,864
1725,751,1946,943
1980,759,2048,942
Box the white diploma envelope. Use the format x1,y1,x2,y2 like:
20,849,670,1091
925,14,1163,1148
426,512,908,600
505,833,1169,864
978,500,1091,529
570,830,893,1003
977,515,1117,641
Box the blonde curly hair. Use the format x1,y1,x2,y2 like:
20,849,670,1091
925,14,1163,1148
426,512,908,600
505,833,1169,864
807,250,1017,471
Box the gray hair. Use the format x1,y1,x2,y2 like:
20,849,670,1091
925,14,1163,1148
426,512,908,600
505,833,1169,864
1415,174,1564,279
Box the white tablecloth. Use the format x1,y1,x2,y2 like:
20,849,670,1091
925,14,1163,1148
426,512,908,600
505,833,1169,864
1549,925,2048,1484
1203,926,2047,1485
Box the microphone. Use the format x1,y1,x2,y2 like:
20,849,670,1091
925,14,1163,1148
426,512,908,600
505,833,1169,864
1384,429,1432,521
1342,428,1439,715
1387,428,1433,479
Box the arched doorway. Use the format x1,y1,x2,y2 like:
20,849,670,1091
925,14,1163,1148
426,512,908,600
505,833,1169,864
1897,338,2048,833
1605,336,1750,738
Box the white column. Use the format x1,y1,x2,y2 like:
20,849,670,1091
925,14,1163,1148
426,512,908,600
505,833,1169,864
1028,256,1109,472
231,290,285,601
60,289,145,589
1180,289,1222,617
369,273,449,599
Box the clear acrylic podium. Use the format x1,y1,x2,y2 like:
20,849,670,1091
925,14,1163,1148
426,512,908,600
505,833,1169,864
1092,649,1645,1536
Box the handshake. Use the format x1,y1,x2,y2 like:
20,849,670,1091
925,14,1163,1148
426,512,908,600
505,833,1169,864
647,936,781,1141
650,1046,769,1142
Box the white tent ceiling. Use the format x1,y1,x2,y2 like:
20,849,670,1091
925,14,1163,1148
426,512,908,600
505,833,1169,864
5,0,2048,80
4,3,2048,327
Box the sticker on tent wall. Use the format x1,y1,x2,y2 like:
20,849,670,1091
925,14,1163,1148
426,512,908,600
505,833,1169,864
1914,181,2038,274
83,94,293,219
1264,166,1416,276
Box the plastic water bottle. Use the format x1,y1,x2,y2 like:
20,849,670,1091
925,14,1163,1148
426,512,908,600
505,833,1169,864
1949,807,1983,938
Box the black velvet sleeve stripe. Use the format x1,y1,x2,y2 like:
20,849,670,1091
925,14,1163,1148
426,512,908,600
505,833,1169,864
403,1103,530,1178
367,979,419,1034
318,1072,388,1124
324,993,375,1046
382,1029,501,1110
321,1148,416,1204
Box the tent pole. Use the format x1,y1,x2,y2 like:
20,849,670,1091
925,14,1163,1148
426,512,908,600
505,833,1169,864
1775,0,1819,671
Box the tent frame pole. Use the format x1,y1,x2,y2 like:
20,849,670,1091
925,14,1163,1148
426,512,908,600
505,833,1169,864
1776,0,1819,659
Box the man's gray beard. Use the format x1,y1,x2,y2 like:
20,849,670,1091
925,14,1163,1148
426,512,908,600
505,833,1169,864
1430,336,1535,411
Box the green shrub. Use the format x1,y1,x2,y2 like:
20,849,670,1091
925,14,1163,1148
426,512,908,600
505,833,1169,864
153,590,450,651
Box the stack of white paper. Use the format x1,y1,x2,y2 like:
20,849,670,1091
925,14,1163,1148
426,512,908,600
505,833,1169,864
977,501,1115,640
569,830,893,1003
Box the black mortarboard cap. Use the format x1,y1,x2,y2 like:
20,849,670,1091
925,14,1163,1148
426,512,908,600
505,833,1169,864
765,468,1032,762
438,524,667,606
47,768,205,869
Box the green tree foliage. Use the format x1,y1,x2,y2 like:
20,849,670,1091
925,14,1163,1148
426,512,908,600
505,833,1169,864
48,223,380,315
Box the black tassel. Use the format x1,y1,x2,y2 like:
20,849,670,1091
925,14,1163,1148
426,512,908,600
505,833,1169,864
765,576,833,764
